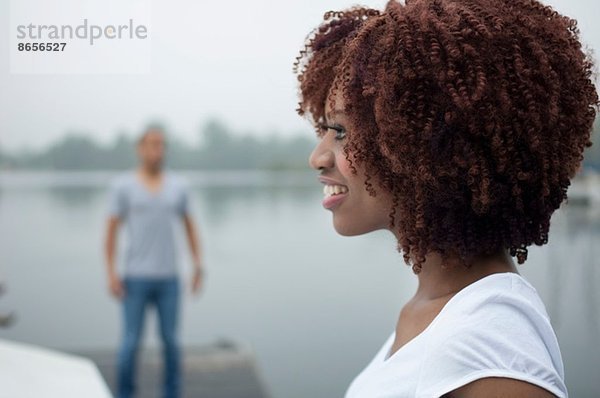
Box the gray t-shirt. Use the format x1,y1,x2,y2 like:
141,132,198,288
108,170,191,278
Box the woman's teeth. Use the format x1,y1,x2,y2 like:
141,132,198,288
323,184,349,197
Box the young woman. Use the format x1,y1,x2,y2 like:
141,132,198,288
294,0,598,397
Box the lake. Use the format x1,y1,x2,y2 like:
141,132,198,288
0,171,599,398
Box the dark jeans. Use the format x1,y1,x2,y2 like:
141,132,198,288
117,276,181,398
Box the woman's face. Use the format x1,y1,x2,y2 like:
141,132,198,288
308,96,394,236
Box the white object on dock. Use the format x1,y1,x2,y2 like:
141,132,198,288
0,338,112,398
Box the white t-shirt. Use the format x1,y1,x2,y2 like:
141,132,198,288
345,272,567,398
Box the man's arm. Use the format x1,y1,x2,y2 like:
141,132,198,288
104,216,124,299
183,215,204,294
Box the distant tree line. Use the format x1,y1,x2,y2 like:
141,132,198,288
0,119,317,171
1,117,599,172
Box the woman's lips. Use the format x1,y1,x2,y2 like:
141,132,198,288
319,176,349,210
322,190,348,209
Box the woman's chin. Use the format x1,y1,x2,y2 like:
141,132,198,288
332,215,377,236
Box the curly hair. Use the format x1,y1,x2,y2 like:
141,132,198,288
294,0,599,273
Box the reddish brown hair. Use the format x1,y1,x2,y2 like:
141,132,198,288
294,0,599,273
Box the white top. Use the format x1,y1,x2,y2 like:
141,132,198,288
345,272,567,398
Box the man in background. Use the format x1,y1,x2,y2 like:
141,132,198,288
104,126,204,398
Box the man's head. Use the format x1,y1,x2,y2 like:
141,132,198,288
137,127,166,172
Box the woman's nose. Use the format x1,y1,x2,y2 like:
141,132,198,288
309,138,335,171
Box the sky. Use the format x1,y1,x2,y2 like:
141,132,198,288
1,0,598,152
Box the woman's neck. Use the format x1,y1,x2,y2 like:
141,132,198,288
391,234,518,301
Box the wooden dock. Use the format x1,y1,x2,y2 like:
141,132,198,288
73,341,270,398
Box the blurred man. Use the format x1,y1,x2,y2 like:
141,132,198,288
104,127,204,398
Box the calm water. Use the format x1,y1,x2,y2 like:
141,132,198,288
0,171,599,398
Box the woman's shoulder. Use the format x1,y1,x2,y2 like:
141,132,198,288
447,272,552,323
429,272,564,369
415,272,567,398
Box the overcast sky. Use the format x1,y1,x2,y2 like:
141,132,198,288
1,0,598,152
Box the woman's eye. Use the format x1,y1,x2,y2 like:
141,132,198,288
332,126,346,140
317,123,347,140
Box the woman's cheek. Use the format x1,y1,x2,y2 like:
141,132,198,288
336,149,355,180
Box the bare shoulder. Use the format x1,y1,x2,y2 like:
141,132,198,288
446,377,557,398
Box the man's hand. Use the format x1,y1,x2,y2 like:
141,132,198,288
108,273,125,299
182,215,204,295
191,266,204,295
105,216,123,299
